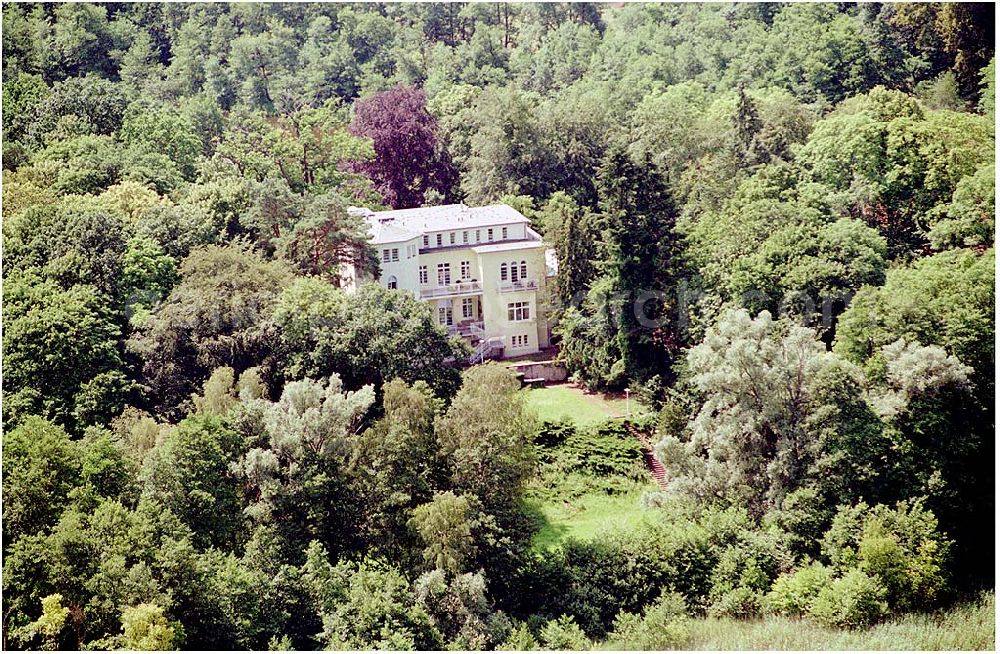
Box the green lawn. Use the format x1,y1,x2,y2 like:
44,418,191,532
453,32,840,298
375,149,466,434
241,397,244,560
525,383,644,427
526,484,657,551
524,383,655,551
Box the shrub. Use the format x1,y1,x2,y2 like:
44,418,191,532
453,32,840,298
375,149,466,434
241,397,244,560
809,568,889,629
822,501,951,611
498,621,538,651
534,419,576,449
765,562,835,616
706,515,791,617
607,592,690,650
539,615,590,650
560,421,646,478
710,586,763,619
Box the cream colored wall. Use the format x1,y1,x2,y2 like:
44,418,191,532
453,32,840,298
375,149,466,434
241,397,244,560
475,248,548,355
376,237,421,296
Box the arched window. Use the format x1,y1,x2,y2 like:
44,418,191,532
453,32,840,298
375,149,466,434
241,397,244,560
510,261,519,282
500,263,508,281
387,275,397,289
520,261,527,279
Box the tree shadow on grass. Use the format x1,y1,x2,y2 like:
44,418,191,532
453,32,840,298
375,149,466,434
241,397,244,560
522,499,570,551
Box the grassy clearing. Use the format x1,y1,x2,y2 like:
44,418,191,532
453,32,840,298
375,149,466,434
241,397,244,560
680,592,995,650
524,383,644,427
526,483,656,550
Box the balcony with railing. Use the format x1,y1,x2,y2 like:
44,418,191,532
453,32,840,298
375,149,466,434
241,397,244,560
447,320,486,338
497,279,539,293
420,280,482,299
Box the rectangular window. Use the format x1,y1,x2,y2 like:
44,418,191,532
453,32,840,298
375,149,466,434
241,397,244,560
507,302,530,322
436,234,443,247
463,231,469,244
502,227,508,239
475,230,481,243
450,232,456,245
437,263,451,286
462,298,473,319
423,235,429,248
382,249,390,263
438,306,453,326
511,334,530,348
487,228,494,242
419,266,428,284
406,245,416,258
460,261,470,279
391,248,399,262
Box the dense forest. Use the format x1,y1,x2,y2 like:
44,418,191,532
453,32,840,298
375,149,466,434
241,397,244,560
1,2,995,650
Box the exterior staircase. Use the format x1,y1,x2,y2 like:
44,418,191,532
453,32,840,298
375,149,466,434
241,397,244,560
626,422,667,490
469,336,504,364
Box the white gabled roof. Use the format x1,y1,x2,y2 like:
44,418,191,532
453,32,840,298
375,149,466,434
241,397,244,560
355,204,532,245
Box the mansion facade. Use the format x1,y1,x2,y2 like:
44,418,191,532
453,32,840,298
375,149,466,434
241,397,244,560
347,203,553,360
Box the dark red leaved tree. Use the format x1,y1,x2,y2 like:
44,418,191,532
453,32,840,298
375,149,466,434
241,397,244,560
348,85,457,209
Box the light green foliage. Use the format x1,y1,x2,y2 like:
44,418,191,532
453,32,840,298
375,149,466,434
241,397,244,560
796,87,993,255
660,308,846,516
1,4,995,649
2,416,80,545
414,569,510,649
765,562,835,617
978,57,995,116
539,615,591,650
684,591,994,649
607,592,690,650
435,364,537,513
30,594,70,649
120,102,203,179
808,568,889,629
499,621,539,651
307,553,442,650
409,492,478,575
687,191,888,317
191,367,240,416
821,501,951,612
238,374,374,554
834,248,994,389
119,603,180,650
928,162,995,250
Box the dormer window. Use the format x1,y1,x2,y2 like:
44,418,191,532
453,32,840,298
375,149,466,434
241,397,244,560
502,227,508,240
423,235,429,248
487,228,494,242
436,234,443,247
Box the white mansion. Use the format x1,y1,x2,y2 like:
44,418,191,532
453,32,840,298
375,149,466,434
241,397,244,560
346,203,553,360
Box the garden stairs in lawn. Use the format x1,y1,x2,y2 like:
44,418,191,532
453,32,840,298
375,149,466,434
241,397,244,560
626,422,667,489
